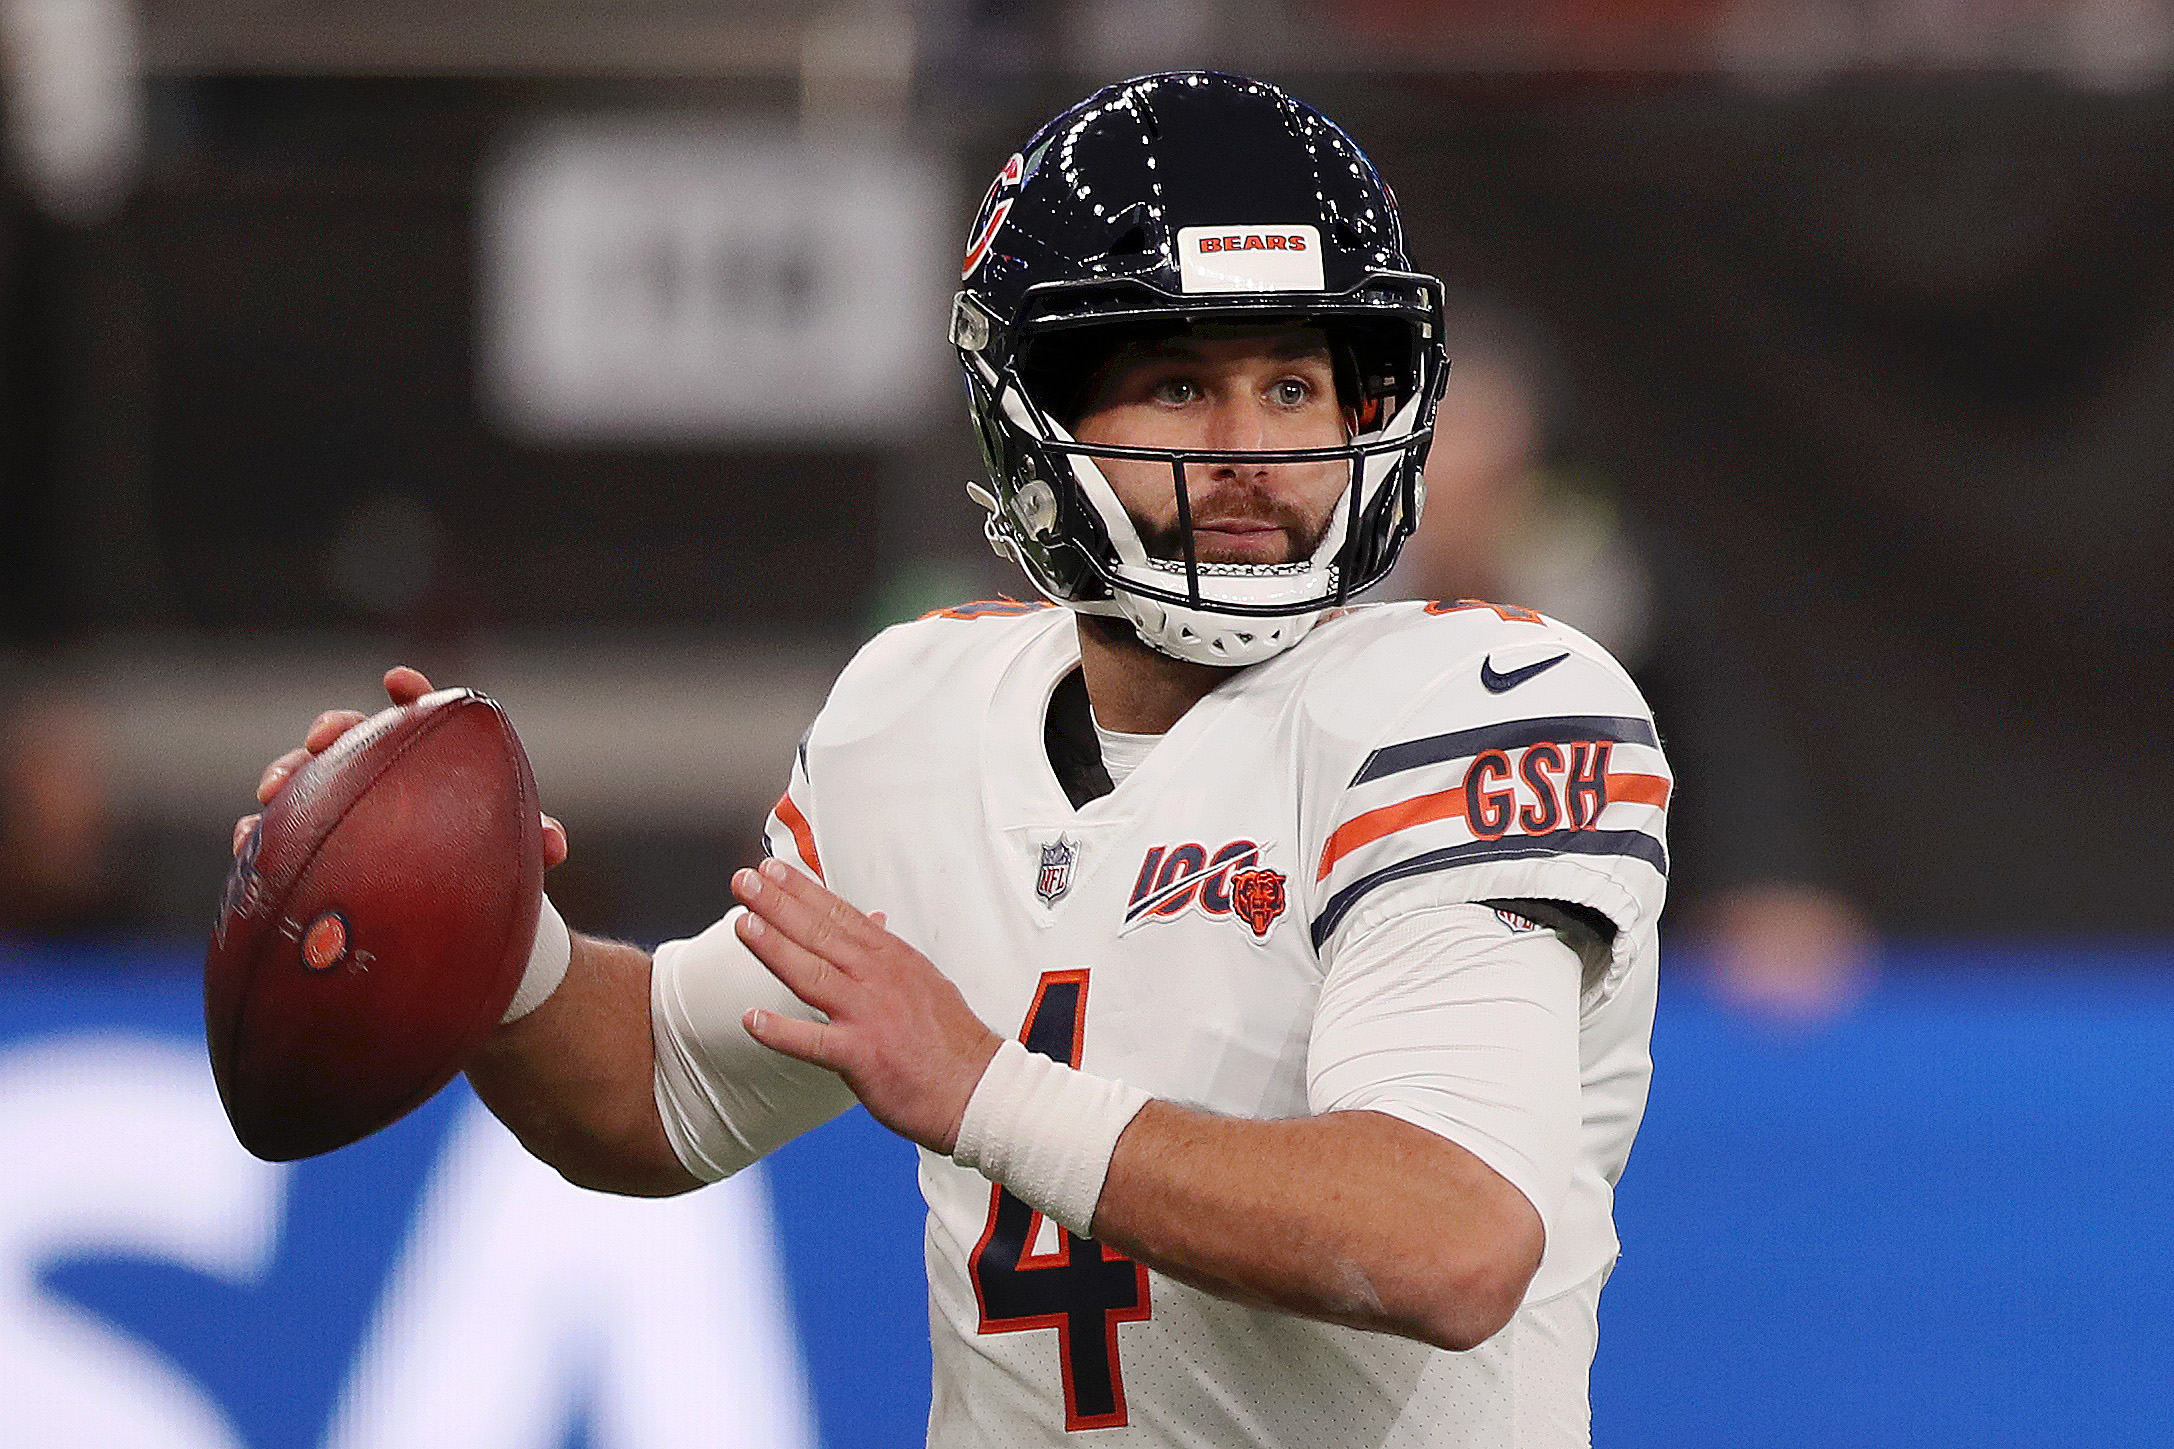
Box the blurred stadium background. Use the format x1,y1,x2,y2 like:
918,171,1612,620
1,1,2169,1445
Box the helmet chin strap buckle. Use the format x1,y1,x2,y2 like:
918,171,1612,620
966,481,1016,562
965,478,1057,541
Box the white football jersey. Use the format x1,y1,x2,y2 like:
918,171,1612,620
732,597,1669,1449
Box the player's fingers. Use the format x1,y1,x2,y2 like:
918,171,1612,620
256,746,313,803
302,710,369,755
232,813,261,855
748,857,889,961
383,665,434,705
541,814,569,870
741,1007,839,1071
732,880,854,1011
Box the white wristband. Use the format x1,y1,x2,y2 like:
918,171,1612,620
950,1038,1151,1239
501,895,572,1023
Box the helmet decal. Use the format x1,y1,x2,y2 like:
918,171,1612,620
962,152,1024,281
1175,225,1323,293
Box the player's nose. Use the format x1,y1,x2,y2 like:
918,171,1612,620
1200,395,1272,473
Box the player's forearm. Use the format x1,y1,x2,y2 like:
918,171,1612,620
465,932,701,1198
1086,1103,1542,1352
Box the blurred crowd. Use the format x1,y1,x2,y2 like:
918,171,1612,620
0,671,112,935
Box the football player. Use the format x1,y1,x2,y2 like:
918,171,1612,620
250,72,1668,1447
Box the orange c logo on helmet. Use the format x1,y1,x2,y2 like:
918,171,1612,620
963,152,1025,280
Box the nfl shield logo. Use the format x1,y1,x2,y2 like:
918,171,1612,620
1035,837,1077,906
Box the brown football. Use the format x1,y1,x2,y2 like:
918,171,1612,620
204,687,544,1161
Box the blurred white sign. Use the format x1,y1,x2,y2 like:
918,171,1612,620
0,1033,815,1449
481,119,949,442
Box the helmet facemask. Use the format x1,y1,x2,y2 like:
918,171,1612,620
959,290,1443,667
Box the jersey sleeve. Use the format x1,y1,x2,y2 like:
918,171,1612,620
760,732,825,882
1306,623,1671,1001
651,910,858,1180
1308,901,1583,1247
653,728,854,1181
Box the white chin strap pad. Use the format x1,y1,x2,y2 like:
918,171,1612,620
1114,592,1325,667
1103,536,1343,666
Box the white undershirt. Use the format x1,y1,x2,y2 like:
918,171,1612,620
1092,720,1162,787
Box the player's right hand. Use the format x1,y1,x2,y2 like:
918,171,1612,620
232,665,570,870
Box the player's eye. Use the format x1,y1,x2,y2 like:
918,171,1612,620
1270,377,1314,407
1148,377,1202,406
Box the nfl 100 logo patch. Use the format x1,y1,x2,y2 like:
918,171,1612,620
1035,836,1078,906
1120,839,1288,941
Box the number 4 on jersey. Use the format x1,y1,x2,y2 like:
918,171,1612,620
968,970,1151,1431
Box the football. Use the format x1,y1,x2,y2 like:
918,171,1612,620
205,688,544,1161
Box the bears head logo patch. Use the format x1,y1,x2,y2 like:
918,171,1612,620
1229,867,1287,939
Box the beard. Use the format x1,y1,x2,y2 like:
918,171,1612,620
1130,474,1338,566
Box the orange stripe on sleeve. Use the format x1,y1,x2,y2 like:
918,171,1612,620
1316,788,1469,882
1607,773,1671,809
772,791,823,882
919,597,1052,620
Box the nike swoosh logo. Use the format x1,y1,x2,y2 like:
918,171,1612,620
1480,652,1570,693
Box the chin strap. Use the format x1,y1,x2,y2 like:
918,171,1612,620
1115,591,1324,667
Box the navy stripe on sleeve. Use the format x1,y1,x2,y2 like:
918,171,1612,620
1310,828,1669,948
1351,715,1660,787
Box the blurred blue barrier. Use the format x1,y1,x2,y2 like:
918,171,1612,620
1601,947,2174,1449
1,943,2167,1448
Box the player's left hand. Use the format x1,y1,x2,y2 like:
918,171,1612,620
732,858,1002,1155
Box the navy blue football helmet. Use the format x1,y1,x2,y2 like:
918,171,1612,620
954,72,1447,665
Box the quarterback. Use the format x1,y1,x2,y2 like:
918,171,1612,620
249,73,1667,1447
